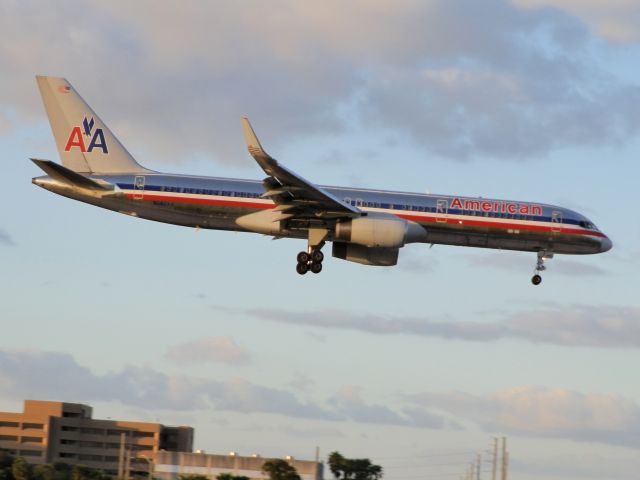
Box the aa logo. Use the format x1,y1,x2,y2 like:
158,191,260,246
64,117,108,154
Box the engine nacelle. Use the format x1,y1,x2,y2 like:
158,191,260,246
332,242,399,266
334,215,426,248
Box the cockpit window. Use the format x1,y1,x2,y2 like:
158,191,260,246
579,220,598,231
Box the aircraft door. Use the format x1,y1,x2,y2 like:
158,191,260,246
134,175,145,200
551,210,562,232
436,199,448,223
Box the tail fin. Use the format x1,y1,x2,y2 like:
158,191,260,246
36,76,148,174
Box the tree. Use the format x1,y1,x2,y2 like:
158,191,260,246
216,474,250,480
50,462,71,480
70,465,109,480
328,452,382,480
261,459,301,480
0,469,12,480
32,465,54,480
178,475,210,480
0,451,13,469
12,458,30,480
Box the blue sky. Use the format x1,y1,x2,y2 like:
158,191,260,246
1,1,640,479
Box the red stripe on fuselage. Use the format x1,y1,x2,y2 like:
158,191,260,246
124,193,606,239
396,213,607,238
130,193,273,211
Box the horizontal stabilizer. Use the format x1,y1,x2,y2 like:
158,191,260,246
31,159,113,191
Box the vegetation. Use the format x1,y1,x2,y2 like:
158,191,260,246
261,459,301,480
0,454,109,480
327,452,383,480
215,474,250,480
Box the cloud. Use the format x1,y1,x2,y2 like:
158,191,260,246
505,306,640,347
0,349,453,430
328,385,451,429
513,0,640,42
0,349,333,419
288,373,316,392
466,252,608,276
0,229,15,246
165,336,251,366
408,386,640,447
236,305,640,348
398,247,439,274
512,453,640,480
2,0,639,165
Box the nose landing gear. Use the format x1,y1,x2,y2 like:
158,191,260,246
531,251,553,285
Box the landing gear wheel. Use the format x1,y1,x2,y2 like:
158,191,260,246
297,251,310,264
311,250,324,264
296,263,309,275
531,274,542,285
311,262,323,274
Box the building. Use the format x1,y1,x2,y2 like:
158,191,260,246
155,451,323,480
0,400,193,476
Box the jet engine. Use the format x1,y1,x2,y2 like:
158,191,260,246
334,215,426,248
332,242,399,266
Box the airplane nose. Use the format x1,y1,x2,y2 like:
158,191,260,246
600,236,612,253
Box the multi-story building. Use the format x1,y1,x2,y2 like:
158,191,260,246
155,451,323,480
0,400,193,476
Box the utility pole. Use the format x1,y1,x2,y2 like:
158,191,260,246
118,432,126,480
125,449,132,480
501,437,508,480
504,451,509,480
492,437,498,480
476,453,481,480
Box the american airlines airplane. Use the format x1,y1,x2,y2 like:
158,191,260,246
31,76,611,284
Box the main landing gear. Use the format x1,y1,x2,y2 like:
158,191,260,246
296,249,324,275
296,228,328,275
531,251,553,285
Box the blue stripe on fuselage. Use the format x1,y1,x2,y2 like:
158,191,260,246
114,180,596,229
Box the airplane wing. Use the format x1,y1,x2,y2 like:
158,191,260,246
241,117,360,221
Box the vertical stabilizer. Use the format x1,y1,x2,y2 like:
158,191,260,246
36,76,148,174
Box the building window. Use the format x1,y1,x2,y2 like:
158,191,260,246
133,431,154,438
59,453,77,459
22,423,44,430
0,422,19,428
0,435,18,441
62,412,81,418
60,439,77,445
79,441,104,449
80,428,104,435
61,426,78,432
21,437,42,444
130,445,150,452
20,450,42,457
79,454,102,461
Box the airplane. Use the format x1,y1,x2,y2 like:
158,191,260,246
31,76,611,285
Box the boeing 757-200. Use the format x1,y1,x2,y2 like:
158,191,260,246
31,76,611,284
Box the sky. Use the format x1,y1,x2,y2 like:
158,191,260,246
1,0,640,479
